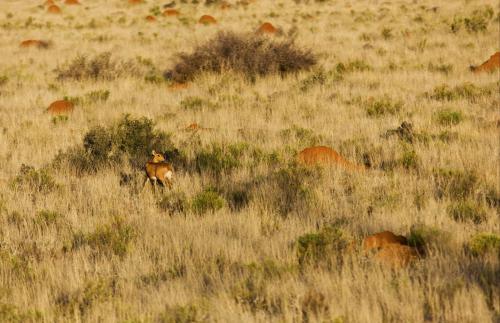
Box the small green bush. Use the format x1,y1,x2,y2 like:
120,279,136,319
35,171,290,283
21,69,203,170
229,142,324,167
400,148,419,170
191,188,225,215
51,115,69,125
157,191,189,215
296,225,349,267
408,224,451,253
366,96,402,117
71,217,135,257
279,125,323,147
447,201,487,224
468,233,500,256
11,164,58,193
435,109,463,126
450,6,494,33
55,279,114,316
36,210,62,225
433,168,477,200
194,144,242,175
429,83,491,102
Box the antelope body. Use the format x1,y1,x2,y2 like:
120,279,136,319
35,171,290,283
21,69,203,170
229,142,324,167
144,150,174,190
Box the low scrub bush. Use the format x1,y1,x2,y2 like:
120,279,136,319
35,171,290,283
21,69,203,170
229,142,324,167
296,225,349,268
55,52,142,81
55,279,115,317
157,191,189,215
194,144,243,176
53,115,174,173
365,96,403,117
11,164,58,193
433,168,478,200
191,188,226,215
468,233,500,256
435,109,463,126
451,6,494,33
36,209,62,226
408,224,451,253
164,32,316,83
157,304,202,323
447,201,487,224
428,83,491,102
0,303,42,322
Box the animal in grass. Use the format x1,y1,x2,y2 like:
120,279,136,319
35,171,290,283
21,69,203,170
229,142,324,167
470,52,500,74
297,146,365,171
363,231,408,252
144,150,174,191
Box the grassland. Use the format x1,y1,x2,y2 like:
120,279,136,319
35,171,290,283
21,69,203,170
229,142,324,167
0,0,498,322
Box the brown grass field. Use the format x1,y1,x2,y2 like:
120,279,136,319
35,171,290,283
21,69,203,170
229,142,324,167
0,0,499,322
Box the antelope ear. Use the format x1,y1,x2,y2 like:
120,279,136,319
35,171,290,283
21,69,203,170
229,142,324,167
151,150,156,155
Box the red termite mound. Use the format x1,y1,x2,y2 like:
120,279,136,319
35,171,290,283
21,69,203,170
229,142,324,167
64,0,80,4
46,100,74,115
198,15,217,25
470,52,500,74
163,9,179,16
297,146,364,171
257,22,277,34
47,4,61,13
20,40,49,49
145,15,156,22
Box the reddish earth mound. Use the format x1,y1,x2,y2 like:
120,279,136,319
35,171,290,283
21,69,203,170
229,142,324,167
297,146,364,171
64,0,80,4
20,40,49,49
46,100,74,115
363,231,408,252
47,4,61,13
145,15,156,22
257,22,277,34
374,244,419,268
163,9,179,16
168,82,189,91
198,15,217,25
363,231,419,268
470,52,500,74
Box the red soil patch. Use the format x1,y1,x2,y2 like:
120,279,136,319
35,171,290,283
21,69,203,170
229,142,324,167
470,52,500,74
363,231,408,252
128,0,143,4
257,22,277,34
47,4,61,13
145,15,156,22
19,40,49,49
297,146,364,171
46,100,74,115
163,9,179,16
198,15,217,25
64,0,80,4
168,82,189,91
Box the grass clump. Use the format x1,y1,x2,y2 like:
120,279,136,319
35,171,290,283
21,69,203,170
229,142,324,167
164,32,316,83
468,233,500,256
433,168,478,200
447,201,487,224
157,304,202,323
408,224,451,253
451,6,494,33
296,225,349,267
191,188,226,215
194,144,242,175
56,279,115,317
71,217,135,257
428,83,491,102
157,191,189,215
400,147,419,170
54,115,173,173
55,52,142,81
0,303,42,322
36,209,62,225
365,96,403,117
11,164,58,193
435,109,463,126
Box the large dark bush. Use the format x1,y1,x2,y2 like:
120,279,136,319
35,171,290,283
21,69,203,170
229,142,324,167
164,32,316,83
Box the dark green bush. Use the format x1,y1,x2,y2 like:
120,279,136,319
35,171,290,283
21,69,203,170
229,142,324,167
191,188,225,215
433,168,477,200
468,233,500,256
53,115,174,173
11,164,58,193
447,201,487,224
296,225,349,267
194,144,242,175
164,31,316,83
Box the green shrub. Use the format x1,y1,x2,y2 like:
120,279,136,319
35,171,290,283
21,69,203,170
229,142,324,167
450,6,493,33
71,217,135,257
366,96,402,117
191,188,225,215
53,115,174,173
296,225,349,267
11,164,58,193
435,109,463,126
429,83,491,102
468,233,500,256
433,168,477,200
408,224,451,253
157,304,201,323
55,279,114,316
400,148,419,170
194,144,241,175
447,201,487,224
164,31,316,83
157,191,189,215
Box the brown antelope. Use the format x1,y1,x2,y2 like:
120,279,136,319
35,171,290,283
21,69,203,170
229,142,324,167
144,150,174,191
297,146,365,171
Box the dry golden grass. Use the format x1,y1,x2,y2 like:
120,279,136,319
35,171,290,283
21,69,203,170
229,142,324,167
0,0,498,322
